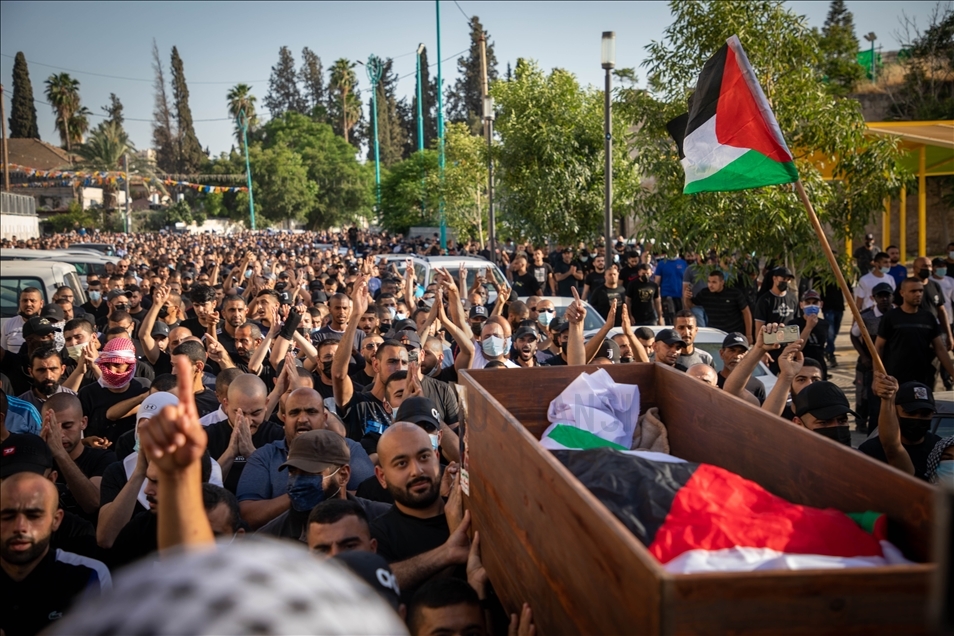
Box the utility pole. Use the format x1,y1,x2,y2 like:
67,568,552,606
479,35,495,262
416,44,425,153
123,153,131,233
0,84,9,192
436,0,446,251
238,108,256,230
602,32,616,250
365,55,384,212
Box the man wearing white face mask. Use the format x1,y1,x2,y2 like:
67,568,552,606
475,317,518,369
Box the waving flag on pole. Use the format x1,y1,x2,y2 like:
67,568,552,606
673,35,799,194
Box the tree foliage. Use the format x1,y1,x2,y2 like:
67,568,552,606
491,59,641,244
328,58,363,147
380,150,441,234
74,121,162,211
619,0,904,273
9,52,40,139
227,83,258,148
299,47,327,120
151,39,177,173
264,46,306,118
368,58,408,167
428,122,489,243
405,46,439,158
49,201,97,233
102,93,124,128
170,46,205,174
890,3,954,120
816,0,864,97
44,73,88,153
447,16,498,134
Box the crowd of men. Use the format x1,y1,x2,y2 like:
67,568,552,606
1,228,952,635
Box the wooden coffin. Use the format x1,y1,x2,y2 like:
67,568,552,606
459,363,935,635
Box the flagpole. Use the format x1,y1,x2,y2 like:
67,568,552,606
794,179,885,375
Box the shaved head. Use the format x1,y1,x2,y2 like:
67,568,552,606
375,423,441,511
228,374,267,402
1,473,63,569
687,364,718,386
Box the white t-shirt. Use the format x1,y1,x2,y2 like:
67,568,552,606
854,272,895,310
932,275,954,324
0,315,26,352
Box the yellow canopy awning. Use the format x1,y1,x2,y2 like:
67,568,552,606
866,121,954,176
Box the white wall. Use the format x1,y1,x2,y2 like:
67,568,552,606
0,213,40,240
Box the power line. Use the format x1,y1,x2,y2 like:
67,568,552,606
452,0,471,24
0,91,230,123
396,48,469,82
1,52,268,85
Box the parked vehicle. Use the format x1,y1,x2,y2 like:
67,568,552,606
0,248,117,280
69,242,116,256
0,261,87,329
424,256,507,304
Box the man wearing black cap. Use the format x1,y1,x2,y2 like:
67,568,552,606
854,233,880,276
649,328,688,370
467,305,488,339
754,267,798,372
716,332,767,404
542,320,571,366
1,317,65,397
851,282,894,432
41,302,67,351
511,325,541,368
792,381,857,446
858,380,941,480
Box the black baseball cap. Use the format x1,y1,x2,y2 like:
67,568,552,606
513,326,539,342
801,289,821,302
554,319,571,334
793,381,858,420
23,317,61,338
1,433,54,478
722,332,750,350
107,289,128,302
772,267,794,279
395,331,421,350
872,282,893,296
41,303,65,322
390,319,418,334
394,396,441,433
333,551,401,610
469,305,488,320
594,337,621,362
655,328,686,348
895,382,935,414
151,321,170,338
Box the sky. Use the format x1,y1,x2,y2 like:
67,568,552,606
0,1,942,160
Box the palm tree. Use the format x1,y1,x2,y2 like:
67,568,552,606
74,120,163,213
329,59,360,143
67,106,91,147
227,83,258,147
45,73,86,153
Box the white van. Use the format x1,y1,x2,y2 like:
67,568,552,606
0,248,117,280
0,261,87,330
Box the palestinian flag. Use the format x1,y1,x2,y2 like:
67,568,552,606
672,35,799,194
554,448,910,573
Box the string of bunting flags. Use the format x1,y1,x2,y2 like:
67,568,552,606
0,163,247,193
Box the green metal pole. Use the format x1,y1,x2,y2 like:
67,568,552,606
366,55,383,211
238,109,256,230
436,0,446,251
416,45,425,153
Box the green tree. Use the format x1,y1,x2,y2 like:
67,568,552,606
9,52,40,139
264,46,306,117
227,83,258,147
328,58,362,146
151,39,177,173
491,59,641,244
405,46,439,157
242,143,317,227
170,46,205,174
621,0,904,272
48,201,96,233
428,122,489,243
102,93,124,128
259,112,374,229
368,58,408,167
74,120,162,212
44,73,83,153
816,0,864,97
299,47,327,120
380,150,440,233
447,16,498,133
890,3,954,120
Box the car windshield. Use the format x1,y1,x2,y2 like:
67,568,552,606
429,267,501,291
695,341,765,377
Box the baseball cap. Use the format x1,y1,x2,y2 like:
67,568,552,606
395,330,421,350
390,319,418,333
107,289,128,302
513,326,539,342
41,303,65,322
333,551,401,611
139,392,179,421
654,328,686,347
634,326,655,341
801,289,821,302
772,267,794,279
1,433,54,478
151,321,170,338
280,429,350,474
394,396,441,433
554,319,571,334
593,337,621,362
895,382,935,414
872,282,893,296
721,332,750,350
865,233,875,240
23,317,61,338
311,290,329,305
469,305,488,319
793,381,857,420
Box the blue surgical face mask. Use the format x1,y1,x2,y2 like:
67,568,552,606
386,307,397,319
286,472,326,512
89,291,102,302
880,267,890,274
936,460,953,486
504,336,512,353
429,433,440,450
395,312,408,321
935,268,947,277
481,335,508,358
538,310,553,327
245,269,253,278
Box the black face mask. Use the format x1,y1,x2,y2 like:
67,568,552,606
470,323,483,337
814,425,851,446
114,303,128,312
777,281,789,292
560,340,568,354
898,417,930,441
917,269,930,280
320,361,334,377
158,306,169,319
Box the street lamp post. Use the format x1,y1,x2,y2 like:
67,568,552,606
436,0,446,251
365,55,384,212
416,44,425,153
602,31,615,250
237,108,256,230
483,95,495,260
863,32,877,81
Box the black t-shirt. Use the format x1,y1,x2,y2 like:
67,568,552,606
205,419,285,493
2,547,109,636
193,388,220,418
78,380,148,442
626,280,660,325
529,263,553,294
553,260,578,297
81,300,109,321
151,349,173,376
108,510,157,569
351,367,375,388
371,505,450,564
619,265,642,288
589,284,627,327
510,271,541,297
754,291,798,325
180,317,224,339
339,391,392,455
55,446,116,521
716,372,767,404
356,474,394,504
858,432,942,481
789,316,831,377
877,308,941,385
693,287,748,334
542,354,568,366
420,375,459,425
584,271,606,295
